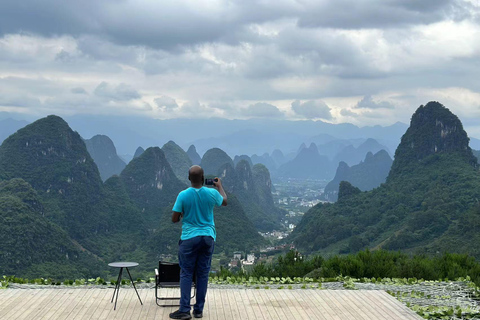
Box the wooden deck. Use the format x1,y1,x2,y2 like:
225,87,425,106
0,288,421,319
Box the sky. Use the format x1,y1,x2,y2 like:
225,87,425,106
1,0,480,135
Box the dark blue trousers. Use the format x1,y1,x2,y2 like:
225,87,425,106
178,236,215,313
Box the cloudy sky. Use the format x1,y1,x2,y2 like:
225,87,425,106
1,0,480,134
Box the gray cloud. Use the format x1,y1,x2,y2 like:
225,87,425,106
0,94,41,108
71,87,87,94
242,102,284,118
0,0,480,127
0,0,294,51
178,101,218,118
298,0,472,29
355,95,395,109
94,82,141,101
154,96,179,110
291,100,333,119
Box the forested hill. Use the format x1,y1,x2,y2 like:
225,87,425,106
161,140,192,184
119,146,186,223
0,115,267,278
219,160,285,231
291,101,480,257
0,116,148,278
0,115,105,239
84,134,126,181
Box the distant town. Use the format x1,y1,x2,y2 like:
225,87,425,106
219,178,329,271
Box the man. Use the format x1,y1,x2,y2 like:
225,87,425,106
170,165,227,320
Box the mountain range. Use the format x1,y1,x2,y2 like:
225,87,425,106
0,115,409,159
291,101,480,259
4,101,480,278
323,150,393,201
0,116,265,279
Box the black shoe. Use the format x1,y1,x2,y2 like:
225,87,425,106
169,310,192,320
193,310,203,318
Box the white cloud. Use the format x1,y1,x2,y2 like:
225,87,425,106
94,82,141,101
355,95,395,109
242,102,284,118
154,96,179,110
291,100,333,119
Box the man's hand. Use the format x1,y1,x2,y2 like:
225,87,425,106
213,177,222,189
214,177,228,206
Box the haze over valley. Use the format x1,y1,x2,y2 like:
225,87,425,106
2,102,480,279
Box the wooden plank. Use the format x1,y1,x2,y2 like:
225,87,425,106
225,288,241,320
204,288,215,320
357,290,411,320
313,290,336,320
270,289,294,319
220,289,235,320
112,288,134,320
367,291,421,319
136,289,154,320
312,290,345,320
122,288,146,320
269,289,296,320
257,289,281,320
276,289,303,320
328,290,371,319
37,289,76,320
2,290,38,320
50,289,85,320
0,288,424,320
79,289,110,320
68,288,98,320
251,290,270,320
357,290,394,320
0,289,27,315
0,289,18,310
323,289,357,319
238,289,256,320
296,290,328,320
54,288,90,320
381,290,422,319
142,288,159,320
342,290,385,320
8,289,50,320
21,289,63,320
126,288,147,320
231,289,249,320
92,288,118,320
214,287,226,320
246,289,266,320
295,289,327,320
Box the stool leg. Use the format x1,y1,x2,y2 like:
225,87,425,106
126,267,143,305
111,267,123,303
113,267,123,310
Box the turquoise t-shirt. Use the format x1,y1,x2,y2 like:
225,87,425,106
172,187,223,241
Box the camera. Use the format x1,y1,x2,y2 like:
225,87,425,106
205,178,218,186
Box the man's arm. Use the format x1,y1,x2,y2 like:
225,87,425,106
172,211,182,223
214,177,227,206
